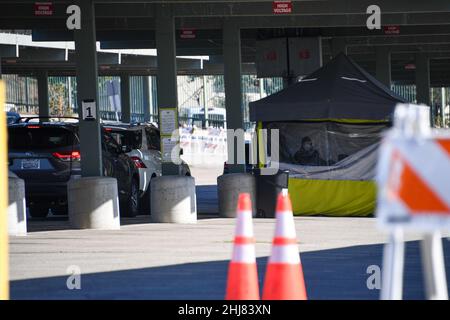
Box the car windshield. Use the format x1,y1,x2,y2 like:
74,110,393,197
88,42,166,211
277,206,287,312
8,126,78,150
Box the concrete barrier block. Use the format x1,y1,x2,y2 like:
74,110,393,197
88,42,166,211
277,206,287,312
150,175,197,223
68,177,120,230
8,177,27,236
217,173,256,218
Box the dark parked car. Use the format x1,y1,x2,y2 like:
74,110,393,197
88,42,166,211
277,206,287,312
8,118,140,218
6,111,20,125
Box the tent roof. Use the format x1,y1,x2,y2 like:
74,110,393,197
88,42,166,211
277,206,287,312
249,53,407,122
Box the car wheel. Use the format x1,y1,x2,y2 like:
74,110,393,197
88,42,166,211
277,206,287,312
29,206,49,218
121,178,139,218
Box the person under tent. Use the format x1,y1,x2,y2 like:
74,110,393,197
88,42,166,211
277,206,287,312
294,136,326,166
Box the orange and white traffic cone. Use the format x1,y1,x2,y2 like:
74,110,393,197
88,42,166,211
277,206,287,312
262,191,307,300
225,193,260,300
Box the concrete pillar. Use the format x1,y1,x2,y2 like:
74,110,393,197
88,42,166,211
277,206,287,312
143,76,151,122
415,53,431,106
120,74,131,123
376,47,391,88
155,4,179,175
68,177,120,230
37,70,49,118
74,0,102,177
150,176,197,223
223,19,245,173
331,38,347,57
202,75,209,128
217,173,256,218
8,177,27,236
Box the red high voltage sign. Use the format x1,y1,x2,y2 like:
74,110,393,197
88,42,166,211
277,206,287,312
272,1,292,14
180,29,196,39
34,2,53,16
384,25,400,35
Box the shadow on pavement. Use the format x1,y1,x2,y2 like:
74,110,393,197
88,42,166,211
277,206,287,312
10,240,450,300
196,185,218,215
26,184,219,232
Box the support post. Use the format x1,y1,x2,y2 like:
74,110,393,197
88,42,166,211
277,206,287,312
331,38,347,57
74,0,102,177
415,53,431,106
37,71,49,118
120,74,131,123
155,4,179,175
420,232,449,300
143,76,150,122
0,81,9,300
223,19,245,173
441,87,446,127
381,228,405,300
376,47,391,88
202,75,208,128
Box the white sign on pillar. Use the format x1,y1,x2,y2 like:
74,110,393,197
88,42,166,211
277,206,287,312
81,99,96,121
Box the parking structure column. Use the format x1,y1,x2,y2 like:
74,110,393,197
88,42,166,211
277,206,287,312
415,52,431,106
223,18,245,173
376,47,391,88
37,70,49,118
155,4,179,175
68,0,120,230
120,74,131,123
74,0,102,177
143,76,151,122
331,38,347,57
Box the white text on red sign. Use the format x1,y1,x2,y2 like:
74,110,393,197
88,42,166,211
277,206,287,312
273,1,292,14
34,2,53,16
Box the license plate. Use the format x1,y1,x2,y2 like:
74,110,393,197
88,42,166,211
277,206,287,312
21,159,40,170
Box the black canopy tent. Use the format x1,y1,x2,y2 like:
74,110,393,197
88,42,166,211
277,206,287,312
250,53,407,217
250,52,406,122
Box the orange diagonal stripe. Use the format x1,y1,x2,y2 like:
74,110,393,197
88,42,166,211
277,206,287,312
435,138,450,157
398,159,450,214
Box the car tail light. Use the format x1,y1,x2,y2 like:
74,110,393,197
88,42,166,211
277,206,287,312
130,156,147,168
52,151,81,162
28,125,40,129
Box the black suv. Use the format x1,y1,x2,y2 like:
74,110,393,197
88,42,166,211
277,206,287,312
8,118,140,218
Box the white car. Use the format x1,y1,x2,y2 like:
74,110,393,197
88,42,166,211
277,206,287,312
105,122,191,214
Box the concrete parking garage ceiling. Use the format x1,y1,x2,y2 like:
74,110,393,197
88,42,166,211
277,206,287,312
1,0,450,85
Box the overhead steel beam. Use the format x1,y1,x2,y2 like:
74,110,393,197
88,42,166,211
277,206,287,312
4,1,445,19
5,14,450,31
18,46,65,61
344,35,450,47
346,44,450,55
0,45,16,58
